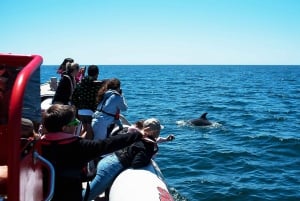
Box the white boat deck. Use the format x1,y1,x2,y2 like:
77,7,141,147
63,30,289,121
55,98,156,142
40,78,57,99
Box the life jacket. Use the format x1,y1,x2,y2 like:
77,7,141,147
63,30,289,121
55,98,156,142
40,132,79,145
40,133,82,178
97,91,121,120
40,133,96,179
40,133,94,201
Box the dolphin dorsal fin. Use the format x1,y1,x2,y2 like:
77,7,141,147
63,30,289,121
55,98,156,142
200,112,208,119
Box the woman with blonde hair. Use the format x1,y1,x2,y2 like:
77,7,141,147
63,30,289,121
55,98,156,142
52,62,79,105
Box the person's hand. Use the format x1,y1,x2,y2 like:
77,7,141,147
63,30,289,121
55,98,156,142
167,134,175,141
118,88,122,95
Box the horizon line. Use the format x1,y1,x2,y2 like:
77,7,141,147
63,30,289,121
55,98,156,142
42,64,300,66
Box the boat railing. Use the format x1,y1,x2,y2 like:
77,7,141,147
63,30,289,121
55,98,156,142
33,151,55,201
0,53,50,201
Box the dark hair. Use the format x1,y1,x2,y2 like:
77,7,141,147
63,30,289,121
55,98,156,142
95,78,121,104
96,80,109,103
62,58,74,65
107,78,121,90
87,65,99,77
42,104,76,132
57,58,74,73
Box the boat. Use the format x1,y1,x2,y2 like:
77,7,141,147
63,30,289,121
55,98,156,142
40,76,58,114
0,53,174,201
40,77,57,102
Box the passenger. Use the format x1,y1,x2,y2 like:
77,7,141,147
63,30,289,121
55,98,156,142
21,118,35,139
75,66,86,83
20,118,41,157
52,62,79,105
56,58,74,75
117,119,175,143
84,118,163,200
40,104,143,201
72,65,104,139
0,118,39,193
134,120,175,143
92,78,127,140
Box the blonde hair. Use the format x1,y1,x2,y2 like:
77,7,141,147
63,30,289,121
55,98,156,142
66,62,79,74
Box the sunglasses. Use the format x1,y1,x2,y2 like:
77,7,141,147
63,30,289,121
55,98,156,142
67,118,80,126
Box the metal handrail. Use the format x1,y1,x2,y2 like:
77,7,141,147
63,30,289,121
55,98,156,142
33,152,55,201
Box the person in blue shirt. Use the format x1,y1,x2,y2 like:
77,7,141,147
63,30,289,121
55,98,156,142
92,78,127,140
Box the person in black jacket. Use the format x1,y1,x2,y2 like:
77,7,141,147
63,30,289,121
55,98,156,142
56,57,74,75
52,62,79,105
40,104,142,201
84,118,162,200
72,65,105,139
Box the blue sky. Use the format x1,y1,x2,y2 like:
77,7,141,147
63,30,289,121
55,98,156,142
1,0,300,65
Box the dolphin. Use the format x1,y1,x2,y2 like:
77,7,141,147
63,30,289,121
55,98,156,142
189,112,212,126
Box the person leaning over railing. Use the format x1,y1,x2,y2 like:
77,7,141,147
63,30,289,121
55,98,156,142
92,78,127,140
40,104,143,201
84,118,171,200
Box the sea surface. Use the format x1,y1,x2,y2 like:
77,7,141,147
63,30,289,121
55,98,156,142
41,65,300,201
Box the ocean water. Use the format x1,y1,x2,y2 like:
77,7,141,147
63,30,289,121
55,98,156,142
41,65,300,201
